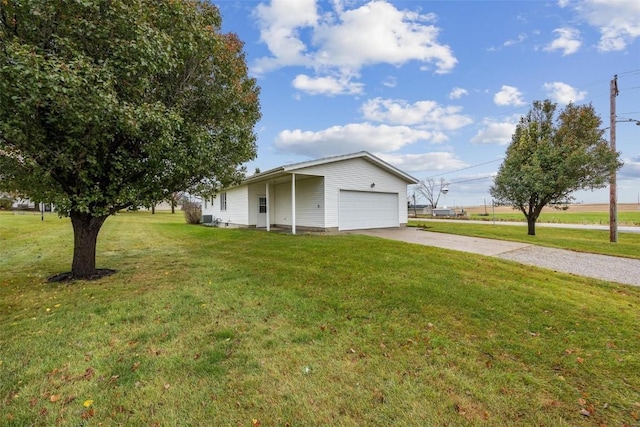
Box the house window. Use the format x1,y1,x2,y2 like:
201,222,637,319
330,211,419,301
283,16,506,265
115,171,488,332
259,196,267,214
220,192,227,211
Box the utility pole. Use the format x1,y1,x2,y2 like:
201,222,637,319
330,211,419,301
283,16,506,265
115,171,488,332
609,75,618,243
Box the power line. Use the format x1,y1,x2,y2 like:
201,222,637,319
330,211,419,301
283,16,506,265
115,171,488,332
413,174,495,189
425,158,501,179
448,175,495,186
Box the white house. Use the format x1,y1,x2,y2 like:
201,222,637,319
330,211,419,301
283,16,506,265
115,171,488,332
201,151,419,233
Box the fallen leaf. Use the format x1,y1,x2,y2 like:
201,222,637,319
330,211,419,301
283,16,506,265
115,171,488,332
577,357,585,364
39,407,48,416
580,408,591,417
131,361,140,371
82,367,95,380
579,398,587,405
252,419,261,427
164,384,170,390
81,408,95,419
49,395,60,403
83,399,93,408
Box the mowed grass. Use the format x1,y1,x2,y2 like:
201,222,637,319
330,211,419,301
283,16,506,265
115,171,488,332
467,210,640,226
1,212,640,426
412,219,640,259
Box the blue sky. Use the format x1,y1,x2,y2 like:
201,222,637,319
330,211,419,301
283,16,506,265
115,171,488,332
217,0,640,207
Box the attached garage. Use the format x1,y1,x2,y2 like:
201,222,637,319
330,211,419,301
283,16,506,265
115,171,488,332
339,190,399,231
202,151,418,233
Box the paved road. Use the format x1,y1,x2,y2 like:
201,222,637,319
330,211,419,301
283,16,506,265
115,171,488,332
355,227,640,287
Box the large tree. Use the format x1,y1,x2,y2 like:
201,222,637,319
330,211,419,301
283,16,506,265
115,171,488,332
0,0,260,280
490,100,620,236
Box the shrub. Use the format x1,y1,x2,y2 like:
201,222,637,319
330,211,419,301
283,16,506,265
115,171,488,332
0,197,13,210
183,201,202,224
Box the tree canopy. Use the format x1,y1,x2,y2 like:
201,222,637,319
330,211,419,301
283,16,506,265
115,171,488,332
0,0,261,279
490,100,620,236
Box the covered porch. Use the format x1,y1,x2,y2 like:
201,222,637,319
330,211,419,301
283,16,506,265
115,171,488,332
245,172,325,234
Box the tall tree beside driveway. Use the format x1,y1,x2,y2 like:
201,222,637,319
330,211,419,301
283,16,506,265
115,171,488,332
0,0,261,280
490,100,620,236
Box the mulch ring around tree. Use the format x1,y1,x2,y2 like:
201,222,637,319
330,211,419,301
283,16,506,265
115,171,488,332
48,269,117,283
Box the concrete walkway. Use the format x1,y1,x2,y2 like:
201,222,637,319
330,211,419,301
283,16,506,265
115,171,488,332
355,228,640,287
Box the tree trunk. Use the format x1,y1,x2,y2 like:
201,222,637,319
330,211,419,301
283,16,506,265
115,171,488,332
70,212,108,279
526,216,536,236
171,200,176,214
151,204,156,214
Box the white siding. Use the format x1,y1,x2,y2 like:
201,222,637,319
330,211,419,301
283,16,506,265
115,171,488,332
269,176,324,229
273,181,291,226
295,176,324,229
201,186,249,226
296,158,409,229
246,182,278,227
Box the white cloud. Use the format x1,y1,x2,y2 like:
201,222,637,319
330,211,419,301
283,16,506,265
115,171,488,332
544,27,582,55
543,81,587,104
253,0,318,71
312,1,457,73
570,0,640,51
493,85,526,107
504,33,527,47
471,117,519,145
361,98,473,130
376,152,468,173
382,76,397,88
253,0,457,94
620,155,640,178
274,123,444,158
292,74,364,96
449,87,469,99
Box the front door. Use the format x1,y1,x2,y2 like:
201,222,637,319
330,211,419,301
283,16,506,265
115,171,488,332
257,196,267,228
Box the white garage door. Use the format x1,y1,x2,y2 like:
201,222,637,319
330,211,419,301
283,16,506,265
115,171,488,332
339,190,399,231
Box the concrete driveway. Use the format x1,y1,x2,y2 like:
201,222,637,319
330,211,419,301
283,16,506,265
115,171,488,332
355,227,531,256
354,227,640,287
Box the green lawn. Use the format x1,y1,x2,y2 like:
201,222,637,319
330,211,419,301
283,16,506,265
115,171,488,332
467,210,640,225
1,212,640,425
411,219,640,259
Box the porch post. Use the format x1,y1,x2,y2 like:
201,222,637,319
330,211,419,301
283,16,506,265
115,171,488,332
266,182,270,232
291,173,296,235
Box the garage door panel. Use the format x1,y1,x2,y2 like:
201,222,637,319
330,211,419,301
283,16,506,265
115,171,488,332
339,191,398,230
